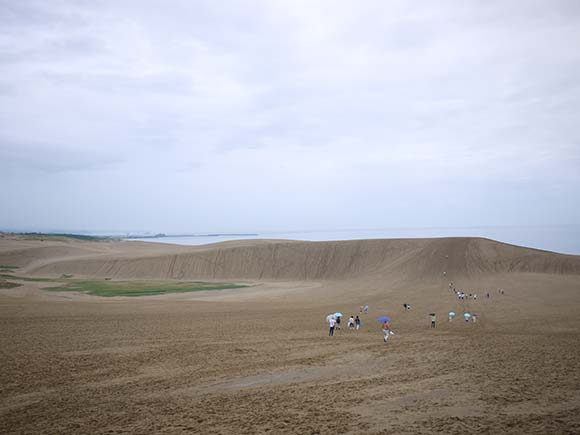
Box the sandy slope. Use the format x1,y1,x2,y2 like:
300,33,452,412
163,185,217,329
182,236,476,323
3,236,579,281
0,236,579,434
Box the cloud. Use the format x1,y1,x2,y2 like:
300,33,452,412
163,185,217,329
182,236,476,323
0,0,579,235
0,138,121,172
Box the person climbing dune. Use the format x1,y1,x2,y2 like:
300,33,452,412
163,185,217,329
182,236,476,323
382,320,391,343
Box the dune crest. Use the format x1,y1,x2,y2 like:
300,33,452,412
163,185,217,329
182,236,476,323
3,237,579,281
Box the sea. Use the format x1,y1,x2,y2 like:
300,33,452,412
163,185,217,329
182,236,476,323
126,225,580,256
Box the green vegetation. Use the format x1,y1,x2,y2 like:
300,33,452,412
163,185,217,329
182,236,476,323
0,280,22,289
0,265,19,269
0,274,63,282
19,233,106,241
46,280,247,297
0,273,247,297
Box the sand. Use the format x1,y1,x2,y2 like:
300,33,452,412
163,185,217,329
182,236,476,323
0,235,579,434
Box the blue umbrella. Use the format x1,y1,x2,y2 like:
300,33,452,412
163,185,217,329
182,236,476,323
449,311,455,316
334,312,343,317
377,316,390,323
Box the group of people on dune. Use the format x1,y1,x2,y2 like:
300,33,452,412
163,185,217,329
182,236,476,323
328,275,507,345
328,305,369,336
327,305,395,344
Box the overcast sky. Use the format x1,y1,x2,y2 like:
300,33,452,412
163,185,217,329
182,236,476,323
1,0,579,239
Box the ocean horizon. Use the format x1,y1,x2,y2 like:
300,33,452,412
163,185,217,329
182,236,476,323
126,225,580,256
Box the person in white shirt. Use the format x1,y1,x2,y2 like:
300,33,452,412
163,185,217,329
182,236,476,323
348,316,355,329
329,317,336,336
382,321,391,343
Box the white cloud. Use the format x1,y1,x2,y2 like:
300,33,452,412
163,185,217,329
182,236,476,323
1,0,579,234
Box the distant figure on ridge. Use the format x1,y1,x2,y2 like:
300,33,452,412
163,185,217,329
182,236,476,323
430,313,436,328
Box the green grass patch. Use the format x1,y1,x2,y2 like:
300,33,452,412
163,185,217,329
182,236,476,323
0,274,247,297
45,279,247,297
0,265,19,269
0,280,22,289
0,274,63,282
18,233,107,242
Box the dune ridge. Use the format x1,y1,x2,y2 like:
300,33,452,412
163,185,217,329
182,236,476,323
4,237,579,281
2,235,580,434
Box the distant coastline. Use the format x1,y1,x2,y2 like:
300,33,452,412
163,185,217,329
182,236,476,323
124,233,259,239
2,226,579,255
124,226,580,256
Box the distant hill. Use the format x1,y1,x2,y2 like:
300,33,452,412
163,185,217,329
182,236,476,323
14,232,109,242
2,237,579,282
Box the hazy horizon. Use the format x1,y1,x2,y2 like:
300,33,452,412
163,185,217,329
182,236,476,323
1,1,579,242
3,224,580,255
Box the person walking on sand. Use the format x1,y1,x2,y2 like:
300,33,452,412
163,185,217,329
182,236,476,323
359,305,363,314
430,313,436,328
464,312,471,323
364,305,369,314
329,317,336,336
336,315,341,330
472,313,477,323
348,316,355,330
355,315,361,330
382,320,391,343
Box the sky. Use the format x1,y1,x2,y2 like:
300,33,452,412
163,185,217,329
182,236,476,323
1,0,579,241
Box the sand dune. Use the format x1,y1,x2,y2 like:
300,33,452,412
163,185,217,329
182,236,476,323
1,235,579,434
5,236,580,281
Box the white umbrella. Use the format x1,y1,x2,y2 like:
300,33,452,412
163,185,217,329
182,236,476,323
326,314,336,323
